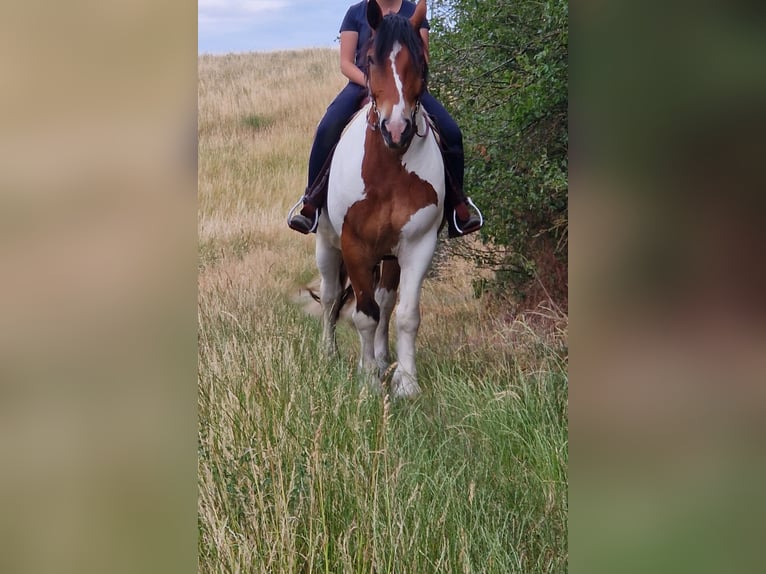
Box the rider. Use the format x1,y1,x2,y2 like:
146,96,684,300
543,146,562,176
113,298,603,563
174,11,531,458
288,0,482,237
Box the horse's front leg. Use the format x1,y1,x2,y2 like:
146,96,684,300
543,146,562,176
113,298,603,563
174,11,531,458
316,234,343,357
343,243,382,392
374,259,400,377
392,235,438,398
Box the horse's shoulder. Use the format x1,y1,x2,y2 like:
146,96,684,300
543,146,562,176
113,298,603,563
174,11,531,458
339,103,372,140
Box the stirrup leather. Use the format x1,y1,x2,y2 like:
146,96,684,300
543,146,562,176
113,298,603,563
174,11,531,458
452,197,484,235
286,198,319,233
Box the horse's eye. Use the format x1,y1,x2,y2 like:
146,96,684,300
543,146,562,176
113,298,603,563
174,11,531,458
367,55,375,67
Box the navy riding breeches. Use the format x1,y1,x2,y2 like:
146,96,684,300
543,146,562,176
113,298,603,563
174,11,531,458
420,91,464,194
307,83,367,186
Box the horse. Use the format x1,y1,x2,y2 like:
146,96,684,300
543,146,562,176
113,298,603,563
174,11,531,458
315,0,444,398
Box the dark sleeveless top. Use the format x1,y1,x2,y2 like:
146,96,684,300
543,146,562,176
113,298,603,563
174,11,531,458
339,1,430,74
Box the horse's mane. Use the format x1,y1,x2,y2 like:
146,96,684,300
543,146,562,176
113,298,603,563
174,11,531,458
369,14,428,88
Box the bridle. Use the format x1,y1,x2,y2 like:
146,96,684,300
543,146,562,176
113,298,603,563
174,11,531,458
365,49,428,149
367,96,423,130
366,88,427,147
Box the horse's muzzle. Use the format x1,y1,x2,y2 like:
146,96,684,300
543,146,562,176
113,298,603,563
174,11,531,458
380,117,414,150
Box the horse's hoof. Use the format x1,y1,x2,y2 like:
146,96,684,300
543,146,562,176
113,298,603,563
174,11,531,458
391,373,421,399
357,367,383,395
377,360,393,379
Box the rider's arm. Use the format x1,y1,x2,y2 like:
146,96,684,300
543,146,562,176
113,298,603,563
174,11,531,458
340,31,367,87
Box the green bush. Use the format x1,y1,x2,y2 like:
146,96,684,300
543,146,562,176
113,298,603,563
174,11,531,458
430,0,568,306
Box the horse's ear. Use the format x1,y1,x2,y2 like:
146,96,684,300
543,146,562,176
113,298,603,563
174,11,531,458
410,0,427,29
367,0,383,31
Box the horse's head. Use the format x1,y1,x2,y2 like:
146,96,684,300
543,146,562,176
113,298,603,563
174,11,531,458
366,0,428,151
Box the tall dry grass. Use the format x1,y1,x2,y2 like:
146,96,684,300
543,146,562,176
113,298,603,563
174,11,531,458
198,49,567,573
199,49,344,279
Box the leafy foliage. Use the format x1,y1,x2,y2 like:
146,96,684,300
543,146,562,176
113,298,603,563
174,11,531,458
429,0,568,306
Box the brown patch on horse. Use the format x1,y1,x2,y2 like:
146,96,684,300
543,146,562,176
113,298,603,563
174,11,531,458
342,129,438,261
341,130,436,318
393,45,425,113
380,258,401,292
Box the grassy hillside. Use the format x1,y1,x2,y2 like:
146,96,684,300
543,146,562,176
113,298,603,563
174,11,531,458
198,49,567,573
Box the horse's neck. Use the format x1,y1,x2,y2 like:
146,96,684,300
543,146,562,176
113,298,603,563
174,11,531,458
341,102,373,140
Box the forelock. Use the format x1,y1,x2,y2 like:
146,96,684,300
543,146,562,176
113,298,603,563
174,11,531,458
372,14,426,80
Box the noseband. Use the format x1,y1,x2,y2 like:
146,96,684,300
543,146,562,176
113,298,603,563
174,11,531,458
367,86,429,153
367,96,424,133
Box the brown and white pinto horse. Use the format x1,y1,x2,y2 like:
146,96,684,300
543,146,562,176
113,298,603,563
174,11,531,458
316,0,443,398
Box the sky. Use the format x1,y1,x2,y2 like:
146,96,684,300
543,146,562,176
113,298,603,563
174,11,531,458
198,0,357,54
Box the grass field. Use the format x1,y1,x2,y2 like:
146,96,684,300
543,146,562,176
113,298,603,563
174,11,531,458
198,49,568,573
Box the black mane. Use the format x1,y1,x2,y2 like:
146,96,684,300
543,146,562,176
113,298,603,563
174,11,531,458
370,14,428,86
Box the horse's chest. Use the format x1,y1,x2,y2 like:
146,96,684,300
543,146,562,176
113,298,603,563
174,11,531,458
344,144,436,244
328,110,443,251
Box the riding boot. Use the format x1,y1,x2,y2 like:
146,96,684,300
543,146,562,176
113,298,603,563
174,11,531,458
445,179,483,238
450,200,482,238
287,146,336,234
429,125,482,237
287,195,318,235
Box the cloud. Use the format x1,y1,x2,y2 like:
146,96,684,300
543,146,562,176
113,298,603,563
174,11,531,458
199,0,288,16
199,0,288,29
199,0,349,53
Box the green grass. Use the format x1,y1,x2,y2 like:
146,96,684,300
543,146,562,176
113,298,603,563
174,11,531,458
198,284,567,573
198,48,567,573
242,113,275,131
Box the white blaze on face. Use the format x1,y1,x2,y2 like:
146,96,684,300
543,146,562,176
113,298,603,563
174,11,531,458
386,41,407,144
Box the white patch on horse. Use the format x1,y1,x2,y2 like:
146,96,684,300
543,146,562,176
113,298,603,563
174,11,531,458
398,107,445,239
401,204,441,242
401,117,443,180
388,41,406,136
325,103,372,237
374,286,397,374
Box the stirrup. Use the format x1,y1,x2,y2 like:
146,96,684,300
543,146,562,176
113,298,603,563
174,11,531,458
452,197,484,235
286,198,319,233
